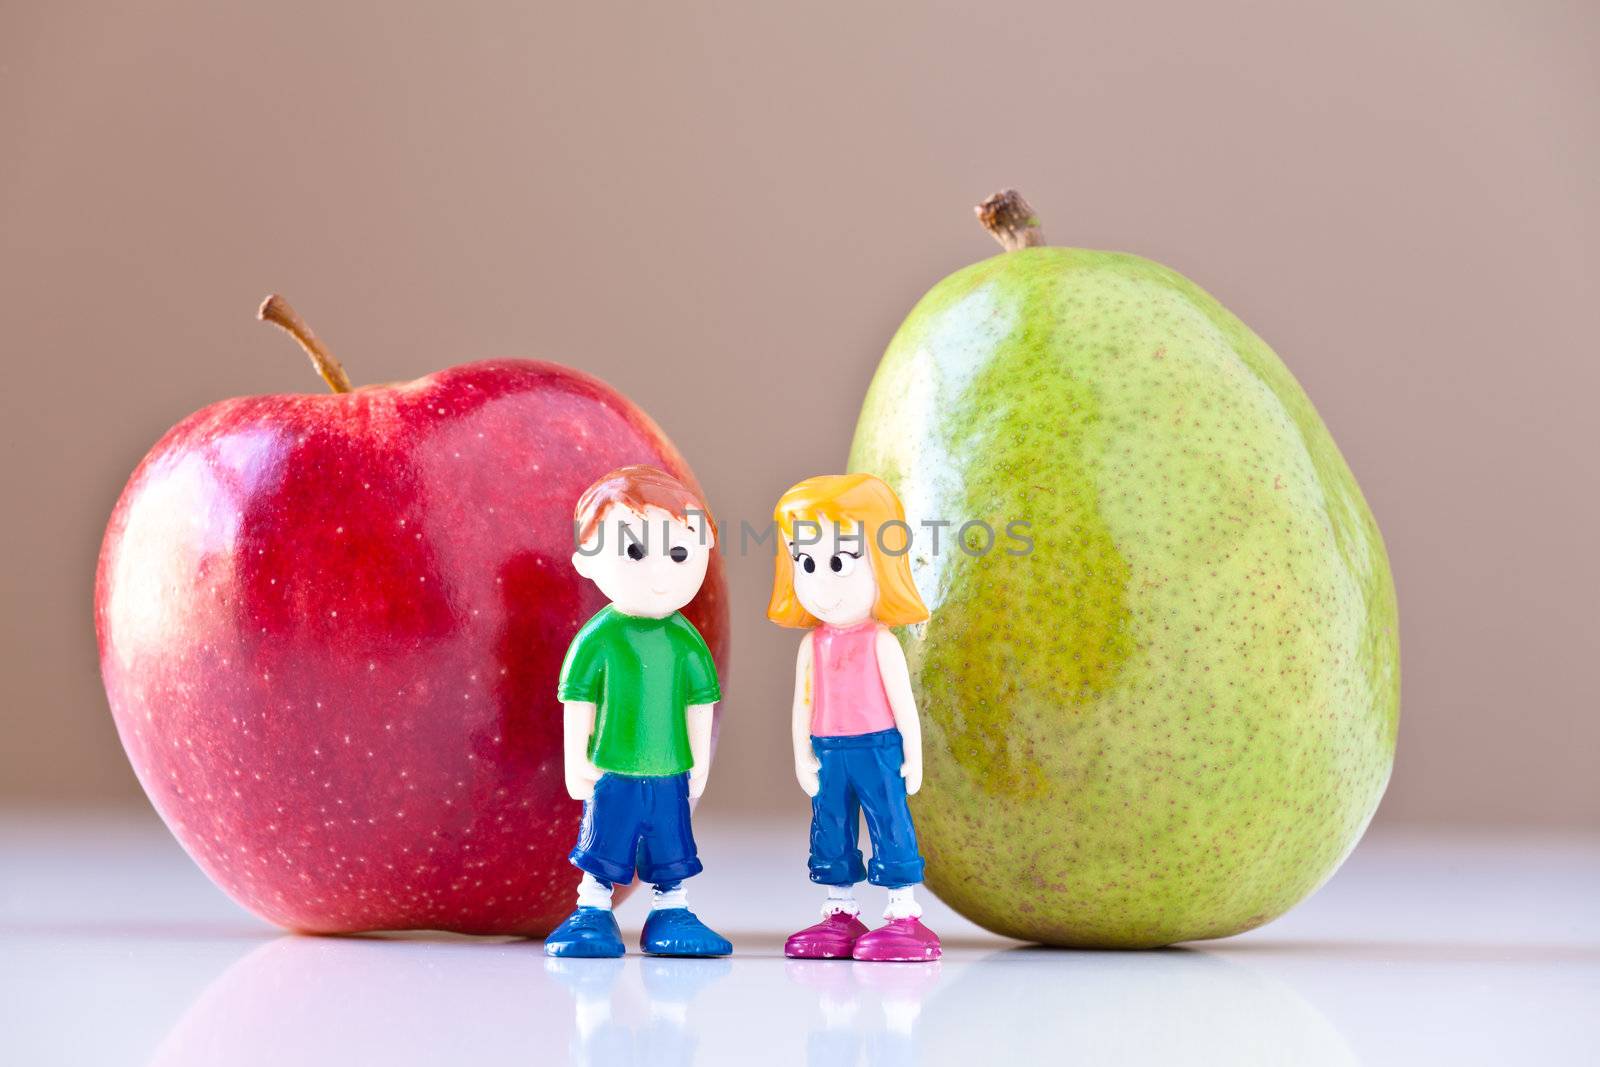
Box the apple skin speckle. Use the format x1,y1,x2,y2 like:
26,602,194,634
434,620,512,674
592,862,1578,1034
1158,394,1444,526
850,248,1398,948
96,360,729,936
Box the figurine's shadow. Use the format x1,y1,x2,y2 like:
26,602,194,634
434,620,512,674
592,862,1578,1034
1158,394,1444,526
781,954,946,1067
544,954,732,1065
899,942,1360,1067
769,940,1364,1067
142,933,734,1067
143,930,1362,1066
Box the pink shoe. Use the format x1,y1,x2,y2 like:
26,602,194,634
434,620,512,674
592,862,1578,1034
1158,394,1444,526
851,917,941,962
785,911,870,959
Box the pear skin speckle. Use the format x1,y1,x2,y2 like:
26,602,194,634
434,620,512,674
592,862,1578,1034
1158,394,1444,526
849,247,1399,948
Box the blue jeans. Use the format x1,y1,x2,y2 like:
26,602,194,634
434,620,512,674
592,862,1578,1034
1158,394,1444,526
571,772,703,887
808,728,925,889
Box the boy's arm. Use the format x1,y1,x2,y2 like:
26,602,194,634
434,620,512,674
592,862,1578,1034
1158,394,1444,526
875,629,923,796
792,633,819,797
557,620,606,802
562,701,603,801
687,703,715,798
680,619,721,800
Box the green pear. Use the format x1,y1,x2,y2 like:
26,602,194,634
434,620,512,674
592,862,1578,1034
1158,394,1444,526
849,192,1398,948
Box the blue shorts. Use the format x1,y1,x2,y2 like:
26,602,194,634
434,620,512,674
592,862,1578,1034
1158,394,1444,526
570,772,703,888
809,728,925,889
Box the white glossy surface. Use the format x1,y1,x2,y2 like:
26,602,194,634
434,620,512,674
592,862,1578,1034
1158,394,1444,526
2,814,1596,1066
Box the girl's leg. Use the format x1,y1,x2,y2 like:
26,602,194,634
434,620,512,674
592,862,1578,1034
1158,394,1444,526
824,884,860,916
808,742,867,889
883,886,921,919
850,734,940,960
787,741,871,958
853,738,927,897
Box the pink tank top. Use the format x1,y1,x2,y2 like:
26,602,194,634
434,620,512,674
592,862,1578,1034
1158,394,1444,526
810,620,897,737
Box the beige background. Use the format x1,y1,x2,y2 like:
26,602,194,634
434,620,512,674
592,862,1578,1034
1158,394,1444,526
2,1,1595,826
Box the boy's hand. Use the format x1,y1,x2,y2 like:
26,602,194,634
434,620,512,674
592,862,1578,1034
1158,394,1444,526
795,752,821,798
565,760,603,801
900,756,923,796
685,703,714,801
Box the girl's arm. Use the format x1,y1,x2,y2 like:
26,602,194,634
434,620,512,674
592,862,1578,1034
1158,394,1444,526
792,632,820,797
875,628,923,795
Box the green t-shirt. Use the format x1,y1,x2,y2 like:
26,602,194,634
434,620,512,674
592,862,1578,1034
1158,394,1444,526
556,606,721,776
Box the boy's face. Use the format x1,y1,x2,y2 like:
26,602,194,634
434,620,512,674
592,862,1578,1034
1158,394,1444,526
785,519,877,628
573,504,714,618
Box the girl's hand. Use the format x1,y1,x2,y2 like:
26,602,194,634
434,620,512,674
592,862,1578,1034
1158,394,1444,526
795,752,821,797
900,757,923,796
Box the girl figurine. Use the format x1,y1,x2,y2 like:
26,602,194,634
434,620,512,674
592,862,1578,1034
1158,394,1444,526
768,473,940,962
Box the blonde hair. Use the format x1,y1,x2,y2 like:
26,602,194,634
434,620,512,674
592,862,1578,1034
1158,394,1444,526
767,473,929,629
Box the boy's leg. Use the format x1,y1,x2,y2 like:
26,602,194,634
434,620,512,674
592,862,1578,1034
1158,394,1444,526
569,773,646,887
649,880,688,909
577,872,615,909
633,773,704,890
546,874,626,957
636,774,729,957
547,774,642,958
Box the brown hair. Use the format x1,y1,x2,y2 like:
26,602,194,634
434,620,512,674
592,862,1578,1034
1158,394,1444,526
574,465,716,543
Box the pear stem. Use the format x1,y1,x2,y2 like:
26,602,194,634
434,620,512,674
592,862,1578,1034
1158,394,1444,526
975,189,1046,251
257,294,354,394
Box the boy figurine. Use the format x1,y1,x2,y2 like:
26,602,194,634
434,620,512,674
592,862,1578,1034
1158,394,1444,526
544,465,732,959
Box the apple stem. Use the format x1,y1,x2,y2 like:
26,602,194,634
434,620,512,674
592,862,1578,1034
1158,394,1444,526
975,189,1046,252
257,295,354,394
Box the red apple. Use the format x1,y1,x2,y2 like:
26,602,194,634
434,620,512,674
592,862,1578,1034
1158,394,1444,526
95,297,729,935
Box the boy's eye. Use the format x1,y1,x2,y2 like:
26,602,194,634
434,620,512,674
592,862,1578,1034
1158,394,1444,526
829,553,858,576
626,542,646,561
669,546,689,563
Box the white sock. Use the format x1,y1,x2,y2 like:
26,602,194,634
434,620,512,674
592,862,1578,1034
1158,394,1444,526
576,873,614,910
884,886,922,920
822,885,860,917
651,883,690,910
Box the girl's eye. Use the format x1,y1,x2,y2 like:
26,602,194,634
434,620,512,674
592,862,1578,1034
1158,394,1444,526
829,553,858,576
669,546,689,563
626,542,646,561
797,554,816,574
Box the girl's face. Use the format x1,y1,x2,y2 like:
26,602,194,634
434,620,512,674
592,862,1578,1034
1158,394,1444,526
787,519,877,627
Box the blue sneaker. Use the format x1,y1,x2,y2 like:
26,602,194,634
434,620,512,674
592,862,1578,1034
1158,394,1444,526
640,908,732,957
544,906,626,958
